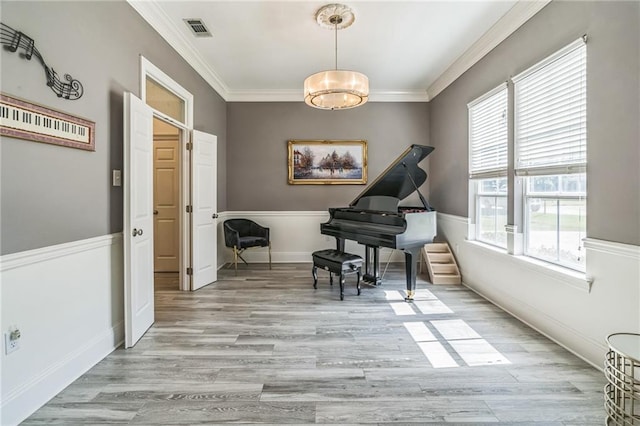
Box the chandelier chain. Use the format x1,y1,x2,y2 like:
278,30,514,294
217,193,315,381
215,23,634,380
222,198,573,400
334,18,338,70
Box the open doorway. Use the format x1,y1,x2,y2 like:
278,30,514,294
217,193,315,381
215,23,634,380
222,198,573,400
143,61,191,294
124,57,219,347
153,117,182,291
141,57,218,295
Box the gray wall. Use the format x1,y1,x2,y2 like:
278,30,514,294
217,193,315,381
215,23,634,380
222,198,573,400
0,1,227,255
429,1,640,246
226,102,431,211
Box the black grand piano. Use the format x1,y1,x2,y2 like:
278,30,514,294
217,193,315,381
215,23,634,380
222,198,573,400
320,144,437,301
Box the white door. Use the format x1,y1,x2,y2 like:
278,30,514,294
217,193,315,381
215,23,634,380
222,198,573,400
191,130,217,290
123,92,154,347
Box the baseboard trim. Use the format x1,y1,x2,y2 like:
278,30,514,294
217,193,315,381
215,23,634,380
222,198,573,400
1,322,124,426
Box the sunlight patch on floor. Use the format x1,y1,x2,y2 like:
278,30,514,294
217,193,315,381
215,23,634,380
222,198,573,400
397,301,510,367
384,290,405,301
431,319,480,340
403,321,436,342
414,300,453,315
412,289,437,300
390,302,416,316
417,341,459,368
448,338,511,366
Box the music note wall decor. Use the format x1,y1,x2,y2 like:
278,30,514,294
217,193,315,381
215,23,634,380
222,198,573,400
1,22,84,100
1,93,95,151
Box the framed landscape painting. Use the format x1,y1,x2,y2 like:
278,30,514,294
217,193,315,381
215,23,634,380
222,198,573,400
288,139,367,185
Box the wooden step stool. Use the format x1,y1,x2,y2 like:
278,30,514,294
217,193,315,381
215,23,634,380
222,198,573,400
422,242,461,285
312,249,363,300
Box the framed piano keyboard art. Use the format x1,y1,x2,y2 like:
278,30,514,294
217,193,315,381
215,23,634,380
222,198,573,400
0,93,95,151
287,139,367,185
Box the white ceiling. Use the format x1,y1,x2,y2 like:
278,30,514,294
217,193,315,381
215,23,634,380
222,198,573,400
129,1,549,102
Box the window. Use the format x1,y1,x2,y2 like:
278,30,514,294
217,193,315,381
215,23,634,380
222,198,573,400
467,38,587,273
524,175,586,269
514,38,587,271
468,84,508,248
476,177,508,247
146,77,186,124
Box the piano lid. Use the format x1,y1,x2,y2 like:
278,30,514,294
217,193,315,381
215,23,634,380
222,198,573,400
350,144,434,209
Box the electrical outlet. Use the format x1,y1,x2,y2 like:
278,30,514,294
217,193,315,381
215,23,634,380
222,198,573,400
4,330,20,354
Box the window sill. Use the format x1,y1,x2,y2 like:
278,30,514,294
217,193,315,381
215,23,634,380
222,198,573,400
465,240,594,293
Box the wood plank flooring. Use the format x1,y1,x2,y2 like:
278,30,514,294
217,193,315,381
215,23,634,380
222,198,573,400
23,263,606,424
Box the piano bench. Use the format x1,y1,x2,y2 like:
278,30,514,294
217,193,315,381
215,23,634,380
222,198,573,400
312,249,363,300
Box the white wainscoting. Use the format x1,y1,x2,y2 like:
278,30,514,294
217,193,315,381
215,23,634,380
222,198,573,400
0,234,124,426
216,211,407,268
436,212,640,368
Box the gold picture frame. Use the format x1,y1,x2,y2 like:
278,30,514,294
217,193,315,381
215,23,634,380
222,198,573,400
288,139,367,185
0,93,95,151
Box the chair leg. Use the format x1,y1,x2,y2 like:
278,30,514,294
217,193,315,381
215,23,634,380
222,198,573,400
233,246,238,275
236,248,249,265
268,243,272,270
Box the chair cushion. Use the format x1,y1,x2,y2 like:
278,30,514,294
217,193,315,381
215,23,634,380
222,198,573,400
224,219,270,249
237,236,269,249
312,249,363,274
312,249,362,264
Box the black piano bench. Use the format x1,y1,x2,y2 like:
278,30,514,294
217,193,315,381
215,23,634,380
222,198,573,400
312,249,363,300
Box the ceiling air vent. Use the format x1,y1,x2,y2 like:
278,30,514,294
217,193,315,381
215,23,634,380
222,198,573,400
184,19,212,37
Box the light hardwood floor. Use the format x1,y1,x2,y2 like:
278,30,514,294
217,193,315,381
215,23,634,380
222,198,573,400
24,263,606,424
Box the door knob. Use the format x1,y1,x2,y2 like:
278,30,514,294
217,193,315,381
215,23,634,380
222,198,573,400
153,210,159,215
212,213,219,219
132,228,144,237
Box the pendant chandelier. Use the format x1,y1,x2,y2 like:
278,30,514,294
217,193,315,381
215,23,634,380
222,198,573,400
304,4,369,110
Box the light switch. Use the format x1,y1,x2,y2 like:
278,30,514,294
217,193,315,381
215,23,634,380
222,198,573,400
112,170,122,187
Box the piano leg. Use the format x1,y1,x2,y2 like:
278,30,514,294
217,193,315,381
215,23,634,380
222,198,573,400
363,245,382,286
312,266,318,289
404,247,420,302
334,238,381,286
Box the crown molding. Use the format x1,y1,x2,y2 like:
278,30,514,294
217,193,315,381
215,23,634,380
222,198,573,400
426,0,551,100
127,0,231,100
369,90,430,102
226,89,429,103
226,90,301,103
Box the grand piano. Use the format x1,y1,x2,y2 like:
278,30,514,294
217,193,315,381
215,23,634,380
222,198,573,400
320,144,437,301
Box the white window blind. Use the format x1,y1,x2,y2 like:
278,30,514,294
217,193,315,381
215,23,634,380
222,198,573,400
514,38,586,176
468,84,508,179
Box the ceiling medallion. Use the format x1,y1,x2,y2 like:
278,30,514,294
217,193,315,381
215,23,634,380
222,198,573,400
315,3,355,30
303,3,369,110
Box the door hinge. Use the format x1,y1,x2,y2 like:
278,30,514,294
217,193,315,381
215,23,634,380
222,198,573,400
186,267,193,276
186,142,193,151
186,205,192,213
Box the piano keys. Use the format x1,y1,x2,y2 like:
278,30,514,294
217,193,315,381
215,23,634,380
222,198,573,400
0,93,94,151
320,144,437,301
